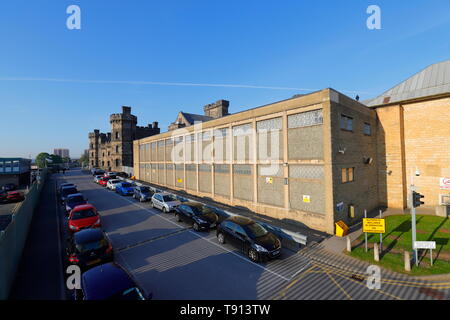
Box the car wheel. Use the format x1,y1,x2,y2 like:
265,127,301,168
175,213,181,222
248,248,259,262
217,232,225,244
193,223,199,231
151,202,154,208
162,206,167,213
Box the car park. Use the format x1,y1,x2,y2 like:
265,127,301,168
98,177,110,187
68,204,101,234
74,262,150,300
216,216,282,262
2,183,17,192
106,179,122,191
65,193,88,214
133,186,153,202
5,191,25,203
66,229,113,271
115,182,135,196
151,193,181,213
60,185,79,204
174,203,219,231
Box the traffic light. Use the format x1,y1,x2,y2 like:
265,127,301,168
413,191,425,208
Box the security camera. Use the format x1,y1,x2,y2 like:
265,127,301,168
415,169,420,176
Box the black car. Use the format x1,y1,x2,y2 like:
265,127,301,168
60,186,79,204
116,172,129,178
91,169,105,176
216,216,282,262
66,229,113,271
174,203,218,231
133,186,153,202
75,262,150,300
58,183,76,195
2,183,16,192
65,193,88,214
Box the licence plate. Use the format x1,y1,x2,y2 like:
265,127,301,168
87,259,101,266
271,250,280,256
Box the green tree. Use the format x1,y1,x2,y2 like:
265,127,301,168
50,154,63,164
79,153,89,167
35,152,50,169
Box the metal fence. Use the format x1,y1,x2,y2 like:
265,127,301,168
0,169,48,299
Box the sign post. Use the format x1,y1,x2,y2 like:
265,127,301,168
363,217,386,255
364,210,368,252
379,210,383,251
413,241,436,267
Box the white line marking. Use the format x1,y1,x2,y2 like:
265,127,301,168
95,184,290,282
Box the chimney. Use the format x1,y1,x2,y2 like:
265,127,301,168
203,99,229,119
152,121,159,129
122,106,131,114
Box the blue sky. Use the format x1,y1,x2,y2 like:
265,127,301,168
0,0,449,158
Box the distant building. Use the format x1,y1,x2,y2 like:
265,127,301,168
88,106,160,172
0,158,31,187
54,149,70,158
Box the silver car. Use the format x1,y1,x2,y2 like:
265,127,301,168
151,193,181,213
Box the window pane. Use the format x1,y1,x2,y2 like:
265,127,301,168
347,118,353,131
348,168,354,181
341,168,348,183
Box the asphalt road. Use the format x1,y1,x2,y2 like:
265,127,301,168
11,169,450,300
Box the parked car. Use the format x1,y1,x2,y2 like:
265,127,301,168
106,179,122,191
98,177,110,187
59,183,76,196
133,186,153,202
74,262,150,300
91,168,105,176
115,182,135,196
66,229,113,271
0,190,7,203
5,191,25,203
151,193,181,213
203,205,230,224
174,203,219,231
216,216,282,262
93,175,103,183
2,183,17,192
65,193,88,214
116,172,129,178
104,172,118,178
60,186,79,204
68,204,101,234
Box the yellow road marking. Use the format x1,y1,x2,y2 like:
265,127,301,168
318,264,353,300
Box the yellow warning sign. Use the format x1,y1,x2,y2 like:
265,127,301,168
177,178,183,183
363,218,385,233
303,195,311,203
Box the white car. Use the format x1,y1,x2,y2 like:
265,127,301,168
94,175,103,183
106,179,122,190
151,193,181,213
104,171,118,178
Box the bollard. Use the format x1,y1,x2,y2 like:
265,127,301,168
346,236,352,252
404,251,411,272
374,243,379,262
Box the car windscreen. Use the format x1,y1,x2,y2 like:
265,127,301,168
121,183,132,188
140,187,150,193
76,238,108,253
162,195,176,202
62,188,77,196
67,195,84,204
71,209,97,220
244,222,269,239
110,180,120,184
191,206,212,215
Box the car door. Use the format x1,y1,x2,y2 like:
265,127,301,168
180,205,194,224
231,224,248,253
154,194,162,209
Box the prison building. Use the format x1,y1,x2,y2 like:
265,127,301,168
133,89,379,234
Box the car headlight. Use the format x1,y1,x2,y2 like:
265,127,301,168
253,244,268,252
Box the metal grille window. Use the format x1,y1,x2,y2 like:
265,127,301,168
233,164,252,175
233,123,252,136
214,164,230,174
258,165,283,177
165,139,173,146
158,164,164,169
151,142,157,149
174,136,183,144
363,122,372,136
201,131,211,141
186,164,196,171
166,164,174,170
175,164,184,171
340,114,353,131
289,165,324,179
158,140,165,147
214,128,229,138
257,117,282,132
288,109,323,129
199,164,211,172
186,134,196,143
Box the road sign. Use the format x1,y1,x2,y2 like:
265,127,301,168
303,195,311,203
363,218,385,233
413,241,436,250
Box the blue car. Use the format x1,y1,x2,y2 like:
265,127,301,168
75,262,150,300
65,193,88,214
133,186,153,202
115,182,135,196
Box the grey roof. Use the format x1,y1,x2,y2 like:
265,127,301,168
181,112,214,124
364,60,450,107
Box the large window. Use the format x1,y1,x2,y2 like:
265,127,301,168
288,109,323,128
363,122,372,136
341,167,354,183
340,114,353,131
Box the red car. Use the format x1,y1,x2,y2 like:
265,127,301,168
98,177,110,187
68,204,101,234
6,191,25,203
